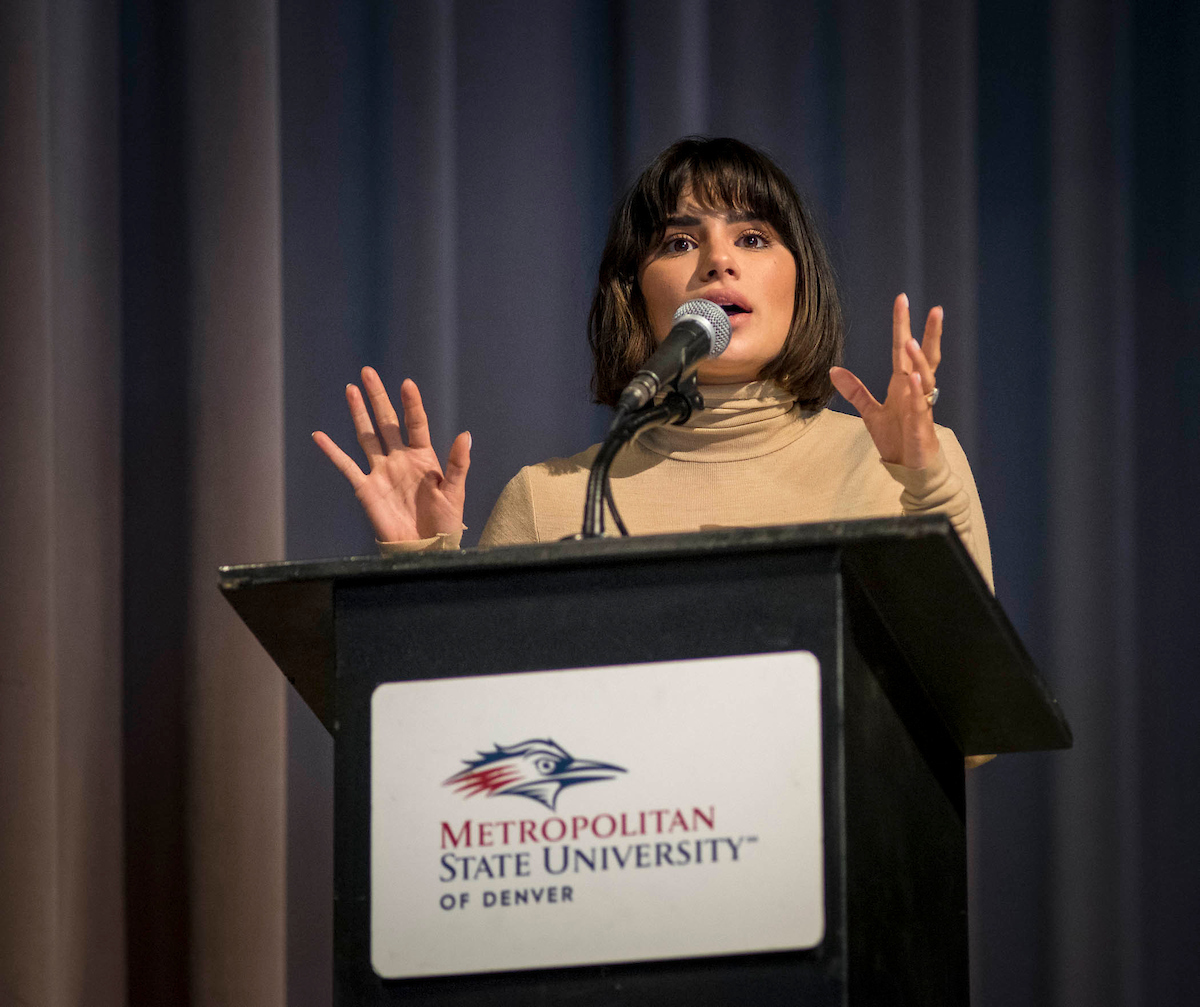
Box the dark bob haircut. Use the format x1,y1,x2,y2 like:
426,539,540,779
588,136,843,410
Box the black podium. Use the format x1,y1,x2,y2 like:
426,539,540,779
221,516,1071,1006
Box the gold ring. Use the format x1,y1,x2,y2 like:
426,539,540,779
925,387,940,406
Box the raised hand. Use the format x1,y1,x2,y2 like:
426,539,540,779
829,293,942,470
312,367,470,542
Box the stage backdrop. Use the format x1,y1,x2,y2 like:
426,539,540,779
1,0,1196,1005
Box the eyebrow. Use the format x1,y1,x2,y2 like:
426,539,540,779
663,208,764,228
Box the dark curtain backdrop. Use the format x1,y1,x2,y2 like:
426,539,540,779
2,0,1196,1005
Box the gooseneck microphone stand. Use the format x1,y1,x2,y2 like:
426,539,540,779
578,375,705,539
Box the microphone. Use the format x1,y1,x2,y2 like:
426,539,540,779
614,298,732,415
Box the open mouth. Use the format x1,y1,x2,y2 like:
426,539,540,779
721,305,749,316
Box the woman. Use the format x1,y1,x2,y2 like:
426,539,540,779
312,137,991,590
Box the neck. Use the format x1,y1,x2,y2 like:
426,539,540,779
636,380,818,462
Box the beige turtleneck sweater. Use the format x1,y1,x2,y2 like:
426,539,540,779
384,381,992,591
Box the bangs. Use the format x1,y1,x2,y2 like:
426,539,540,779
666,157,783,223
630,140,795,258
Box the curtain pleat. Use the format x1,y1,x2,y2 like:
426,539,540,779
0,1,125,1005
0,6,67,1004
184,0,287,1002
1048,1,1139,1004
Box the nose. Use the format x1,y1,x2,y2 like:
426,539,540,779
699,236,739,281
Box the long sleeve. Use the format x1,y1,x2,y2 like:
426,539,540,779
478,467,540,547
378,397,994,595
377,530,464,555
880,427,993,591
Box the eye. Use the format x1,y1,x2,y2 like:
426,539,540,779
534,757,558,775
738,229,771,249
661,234,697,254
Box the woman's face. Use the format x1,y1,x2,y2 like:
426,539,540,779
638,192,797,384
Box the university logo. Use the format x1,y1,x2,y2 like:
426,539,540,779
444,739,626,811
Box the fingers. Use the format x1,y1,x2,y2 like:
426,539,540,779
349,370,437,457
312,430,366,489
345,383,385,462
906,337,937,396
360,367,405,451
829,366,881,418
921,306,943,373
894,297,942,392
892,293,913,375
398,377,433,450
902,305,942,397
906,371,931,414
443,430,472,501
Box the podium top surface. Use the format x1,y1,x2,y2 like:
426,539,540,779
219,516,1072,755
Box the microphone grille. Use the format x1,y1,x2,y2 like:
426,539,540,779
672,298,732,356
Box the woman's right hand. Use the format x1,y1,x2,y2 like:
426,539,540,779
312,367,470,542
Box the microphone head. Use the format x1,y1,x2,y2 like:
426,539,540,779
672,298,732,356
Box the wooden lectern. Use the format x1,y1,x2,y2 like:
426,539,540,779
221,516,1071,1006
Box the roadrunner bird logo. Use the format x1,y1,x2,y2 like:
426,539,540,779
444,739,626,811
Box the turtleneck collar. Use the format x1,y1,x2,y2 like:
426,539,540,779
636,380,820,462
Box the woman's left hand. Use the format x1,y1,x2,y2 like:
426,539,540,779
829,293,942,469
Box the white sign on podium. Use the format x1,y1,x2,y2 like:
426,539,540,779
370,650,825,979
